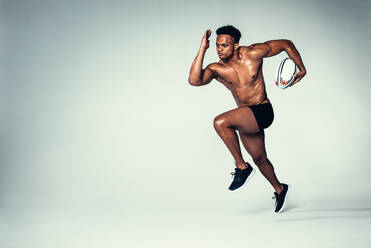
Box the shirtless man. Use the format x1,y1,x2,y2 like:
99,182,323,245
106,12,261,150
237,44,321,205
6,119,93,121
188,25,306,213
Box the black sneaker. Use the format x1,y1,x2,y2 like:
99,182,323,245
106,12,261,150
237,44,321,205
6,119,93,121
228,164,255,191
272,183,291,213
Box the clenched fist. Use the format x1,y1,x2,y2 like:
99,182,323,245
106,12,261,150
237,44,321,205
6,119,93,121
201,29,212,49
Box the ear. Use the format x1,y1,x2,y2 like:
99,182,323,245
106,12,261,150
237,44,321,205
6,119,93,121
234,43,239,50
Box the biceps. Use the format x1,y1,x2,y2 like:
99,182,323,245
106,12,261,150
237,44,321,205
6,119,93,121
199,67,216,86
264,40,290,57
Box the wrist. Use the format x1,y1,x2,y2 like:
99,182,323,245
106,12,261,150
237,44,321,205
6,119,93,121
199,45,208,52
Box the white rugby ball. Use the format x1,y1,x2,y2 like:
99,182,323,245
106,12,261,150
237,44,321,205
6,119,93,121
275,58,297,89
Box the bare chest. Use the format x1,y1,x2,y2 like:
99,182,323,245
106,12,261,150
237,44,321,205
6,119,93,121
216,60,262,89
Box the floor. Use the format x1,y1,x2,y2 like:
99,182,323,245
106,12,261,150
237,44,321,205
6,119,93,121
2,186,371,248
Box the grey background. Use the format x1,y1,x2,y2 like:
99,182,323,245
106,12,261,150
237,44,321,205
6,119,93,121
1,0,371,247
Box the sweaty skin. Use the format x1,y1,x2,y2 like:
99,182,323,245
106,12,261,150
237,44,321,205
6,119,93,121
188,29,306,106
188,29,307,195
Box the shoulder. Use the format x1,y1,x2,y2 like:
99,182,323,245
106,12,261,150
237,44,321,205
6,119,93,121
207,62,221,69
207,62,223,72
247,43,270,53
239,43,271,60
204,62,222,77
235,46,248,55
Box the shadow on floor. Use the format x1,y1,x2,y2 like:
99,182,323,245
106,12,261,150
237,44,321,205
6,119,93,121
239,200,371,222
275,214,371,222
290,207,371,213
276,205,371,222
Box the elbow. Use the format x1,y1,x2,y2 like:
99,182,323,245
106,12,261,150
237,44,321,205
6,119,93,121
188,78,200,86
284,40,294,50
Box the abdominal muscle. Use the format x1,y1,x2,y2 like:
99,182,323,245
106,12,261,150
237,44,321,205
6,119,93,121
216,57,270,108
229,79,270,108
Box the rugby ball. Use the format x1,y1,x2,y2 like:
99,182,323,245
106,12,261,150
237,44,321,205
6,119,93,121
275,58,297,89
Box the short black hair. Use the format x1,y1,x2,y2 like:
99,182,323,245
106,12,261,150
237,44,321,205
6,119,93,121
216,25,241,43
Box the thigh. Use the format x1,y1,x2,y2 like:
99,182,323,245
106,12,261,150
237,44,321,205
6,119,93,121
214,106,259,134
238,130,267,159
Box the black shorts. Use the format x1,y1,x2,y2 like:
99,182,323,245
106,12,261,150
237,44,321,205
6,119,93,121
249,102,274,131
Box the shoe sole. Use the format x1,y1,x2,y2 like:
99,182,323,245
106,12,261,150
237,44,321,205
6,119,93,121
276,184,291,213
245,168,256,186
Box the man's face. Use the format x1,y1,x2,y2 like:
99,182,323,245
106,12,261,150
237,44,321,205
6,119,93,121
216,34,237,60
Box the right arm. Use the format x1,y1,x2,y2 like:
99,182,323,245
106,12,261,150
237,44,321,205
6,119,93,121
188,29,218,86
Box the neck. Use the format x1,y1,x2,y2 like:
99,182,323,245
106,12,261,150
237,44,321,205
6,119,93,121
222,52,239,64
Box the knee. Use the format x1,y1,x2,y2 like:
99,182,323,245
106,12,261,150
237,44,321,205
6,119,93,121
253,155,268,167
213,115,226,131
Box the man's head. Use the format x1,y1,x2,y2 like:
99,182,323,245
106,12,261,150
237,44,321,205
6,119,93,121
216,25,241,60
216,25,241,43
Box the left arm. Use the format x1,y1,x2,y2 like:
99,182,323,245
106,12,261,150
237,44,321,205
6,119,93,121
248,39,307,86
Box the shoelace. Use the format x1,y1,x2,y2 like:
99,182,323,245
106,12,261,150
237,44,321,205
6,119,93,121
272,193,279,200
272,195,277,207
230,169,240,177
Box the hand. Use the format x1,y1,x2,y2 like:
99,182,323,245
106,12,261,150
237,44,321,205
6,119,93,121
290,69,306,87
201,29,212,49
